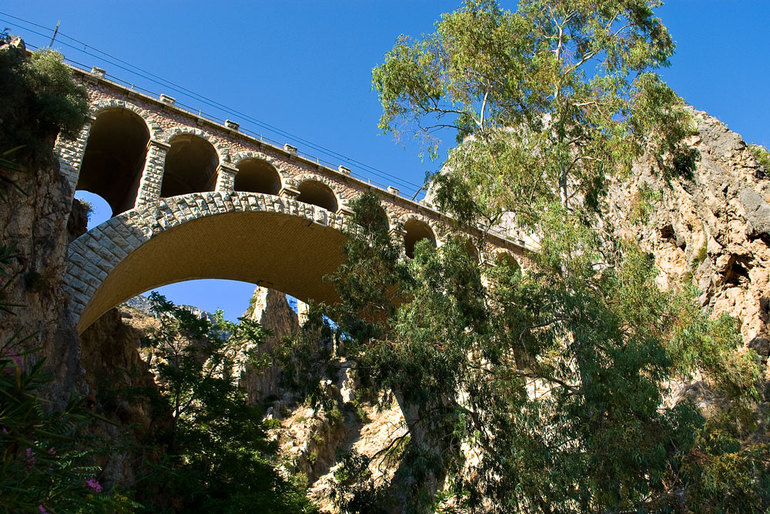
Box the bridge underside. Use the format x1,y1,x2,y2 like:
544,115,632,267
71,196,348,333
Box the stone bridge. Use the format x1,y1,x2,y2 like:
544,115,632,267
56,66,527,334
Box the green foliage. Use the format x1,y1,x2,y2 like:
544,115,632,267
0,242,135,512
374,0,697,229
628,182,662,225
0,41,88,170
691,239,708,272
331,450,390,513
320,1,770,510
0,350,137,513
136,293,317,513
328,180,766,512
0,39,88,203
276,304,339,411
750,143,770,176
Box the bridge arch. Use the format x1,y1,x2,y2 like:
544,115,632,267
232,154,283,195
491,249,520,269
159,126,229,162
76,107,151,215
64,192,348,334
89,99,163,138
295,175,339,213
161,133,220,197
399,215,438,258
232,151,289,177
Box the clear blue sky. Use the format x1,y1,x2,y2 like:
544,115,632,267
2,1,768,320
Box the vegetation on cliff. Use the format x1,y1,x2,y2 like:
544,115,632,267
0,41,314,513
131,293,316,513
0,32,87,172
0,34,120,514
2,1,769,511
315,0,769,511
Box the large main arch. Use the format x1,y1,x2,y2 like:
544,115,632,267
65,192,349,333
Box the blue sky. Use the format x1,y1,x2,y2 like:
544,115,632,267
2,1,768,320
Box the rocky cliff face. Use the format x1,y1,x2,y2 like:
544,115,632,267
0,139,82,406
78,306,163,488
0,36,88,406
241,286,299,403
608,109,770,369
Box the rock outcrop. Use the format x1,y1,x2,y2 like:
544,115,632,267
78,306,163,488
241,286,300,402
608,109,770,368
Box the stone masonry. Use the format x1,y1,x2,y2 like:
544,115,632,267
57,66,527,333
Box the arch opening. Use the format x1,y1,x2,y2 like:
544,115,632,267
73,190,111,231
296,180,338,212
403,219,436,258
77,108,150,216
161,134,219,197
74,208,347,333
494,251,520,270
359,203,390,233
138,279,260,323
234,158,281,195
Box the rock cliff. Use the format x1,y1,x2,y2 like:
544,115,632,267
608,109,770,370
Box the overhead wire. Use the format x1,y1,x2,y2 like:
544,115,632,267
0,11,427,196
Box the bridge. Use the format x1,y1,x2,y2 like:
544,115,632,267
56,66,527,334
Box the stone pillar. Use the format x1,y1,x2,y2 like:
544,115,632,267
134,139,170,207
337,199,354,217
279,178,301,199
389,225,408,257
54,115,95,194
215,162,238,192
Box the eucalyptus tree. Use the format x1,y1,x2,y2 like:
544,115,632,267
325,1,765,511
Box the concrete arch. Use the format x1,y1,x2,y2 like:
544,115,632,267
89,99,162,139
64,192,349,334
231,150,289,182
160,126,229,163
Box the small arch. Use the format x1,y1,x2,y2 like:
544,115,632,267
89,99,162,138
234,158,281,195
77,107,150,216
493,250,520,270
296,180,338,212
365,204,390,233
73,190,111,231
403,218,436,258
347,193,391,233
161,134,219,197
160,126,228,162
232,151,288,179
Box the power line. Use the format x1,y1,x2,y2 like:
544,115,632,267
0,11,427,195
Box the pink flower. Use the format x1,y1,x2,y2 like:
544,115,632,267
2,349,23,375
38,505,47,513
24,447,35,469
7,350,23,371
86,477,102,493
47,447,56,455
